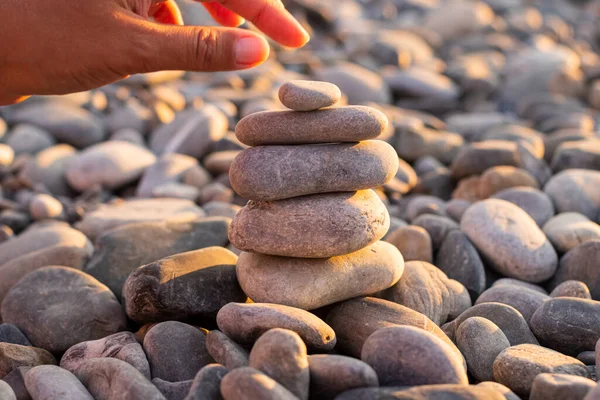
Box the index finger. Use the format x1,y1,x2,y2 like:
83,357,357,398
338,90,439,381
197,0,309,48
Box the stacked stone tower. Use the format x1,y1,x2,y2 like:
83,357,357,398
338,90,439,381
229,80,405,311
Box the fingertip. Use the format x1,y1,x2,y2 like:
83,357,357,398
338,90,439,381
234,34,270,68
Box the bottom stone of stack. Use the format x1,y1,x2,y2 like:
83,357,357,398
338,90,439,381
236,241,404,310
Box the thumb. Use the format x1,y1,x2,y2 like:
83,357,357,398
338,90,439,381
126,20,271,73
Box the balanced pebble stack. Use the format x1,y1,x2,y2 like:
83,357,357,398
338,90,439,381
228,80,405,310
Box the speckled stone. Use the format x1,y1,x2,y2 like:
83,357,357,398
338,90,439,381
475,285,550,323
550,281,591,299
236,241,404,310
461,199,558,282
384,226,433,263
530,373,596,400
216,303,336,351
543,213,600,254
206,330,249,370
235,106,388,146
24,365,93,400
551,240,600,299
0,343,56,378
278,80,341,111
229,141,398,201
544,169,600,221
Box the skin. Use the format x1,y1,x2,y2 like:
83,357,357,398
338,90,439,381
0,0,309,105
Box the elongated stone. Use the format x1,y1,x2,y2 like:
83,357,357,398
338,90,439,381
237,241,404,310
235,106,388,146
216,303,336,351
229,141,398,201
308,355,378,399
230,190,390,258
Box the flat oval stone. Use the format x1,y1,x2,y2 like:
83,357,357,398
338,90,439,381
325,297,461,359
249,329,309,400
361,326,468,386
230,190,389,258
531,298,600,356
60,332,150,379
384,226,433,263
492,278,548,294
235,106,388,146
216,303,336,351
278,80,341,111
229,141,398,201
122,247,245,324
236,241,404,310
24,365,93,400
381,261,471,325
143,321,213,382
451,141,520,179
1,267,127,354
0,343,56,378
493,344,590,397
543,213,600,254
456,317,511,382
65,141,156,192
445,302,539,346
461,199,558,282
74,358,165,400
475,285,550,323
19,144,77,197
412,214,459,252
314,62,391,105
551,240,600,299
530,373,596,400
550,281,591,299
220,367,297,400
308,355,378,399
544,169,600,221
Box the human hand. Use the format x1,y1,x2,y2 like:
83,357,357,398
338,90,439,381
0,0,309,105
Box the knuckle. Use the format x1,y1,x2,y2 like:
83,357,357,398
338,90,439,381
193,28,221,70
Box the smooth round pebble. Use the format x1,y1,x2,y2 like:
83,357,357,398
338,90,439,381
530,373,596,400
28,194,63,221
550,280,592,299
308,355,378,399
184,364,228,400
278,80,341,111
385,226,433,263
24,365,93,400
206,330,249,371
220,367,297,400
543,213,600,253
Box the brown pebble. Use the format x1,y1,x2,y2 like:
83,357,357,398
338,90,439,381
278,80,341,111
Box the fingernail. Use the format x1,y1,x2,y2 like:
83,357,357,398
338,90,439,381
235,36,270,66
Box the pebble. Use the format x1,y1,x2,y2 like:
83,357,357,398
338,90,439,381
8,102,106,148
24,365,93,400
551,240,600,299
308,355,378,399
123,247,245,323
476,382,520,400
19,144,76,196
230,141,398,201
411,214,459,251
75,198,205,240
493,344,590,397
478,166,539,199
1,267,127,354
385,226,433,262
551,280,592,299
143,321,213,382
206,330,249,370
381,261,471,325
475,284,550,323
435,230,487,297
530,373,596,400
152,378,193,400
456,317,511,381
395,127,464,164
236,241,404,310
531,297,600,356
5,124,55,155
444,302,539,346
492,278,548,294
182,364,227,400
451,141,520,179
249,329,309,400
383,67,461,103
86,218,230,298
74,358,165,400
0,343,56,378
28,194,63,221
136,153,198,198
326,297,461,359
314,62,391,105
0,380,16,400
544,169,600,221
543,213,600,253
492,186,555,226
220,367,297,400
203,150,241,175
406,195,447,221
2,365,31,400
60,332,150,379
235,106,388,146
65,141,156,192
461,199,558,282
361,325,468,386
278,80,341,111
0,324,31,346
551,140,600,172
216,303,336,351
336,385,505,400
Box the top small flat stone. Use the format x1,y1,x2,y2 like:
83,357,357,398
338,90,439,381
278,80,341,111
235,105,388,146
